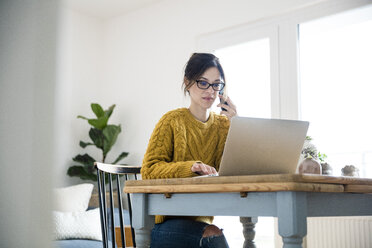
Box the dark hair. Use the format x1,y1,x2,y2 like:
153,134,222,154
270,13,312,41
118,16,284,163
182,53,226,95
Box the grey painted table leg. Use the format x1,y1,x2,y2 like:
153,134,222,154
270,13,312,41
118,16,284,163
131,194,154,248
277,192,307,248
240,217,258,248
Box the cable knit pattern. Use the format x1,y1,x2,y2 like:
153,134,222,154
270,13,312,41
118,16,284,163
141,108,230,224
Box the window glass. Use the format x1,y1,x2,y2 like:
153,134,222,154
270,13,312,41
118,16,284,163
214,38,271,118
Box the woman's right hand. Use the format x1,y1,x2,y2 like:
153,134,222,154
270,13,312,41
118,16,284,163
191,162,217,175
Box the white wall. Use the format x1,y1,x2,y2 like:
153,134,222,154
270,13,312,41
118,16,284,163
56,7,104,186
58,0,323,185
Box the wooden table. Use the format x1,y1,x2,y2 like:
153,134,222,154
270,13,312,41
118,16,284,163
124,174,372,248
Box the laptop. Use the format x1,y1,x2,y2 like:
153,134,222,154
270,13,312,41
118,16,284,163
217,116,309,176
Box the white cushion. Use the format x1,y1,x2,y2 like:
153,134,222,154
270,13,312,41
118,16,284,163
53,208,102,240
53,183,94,212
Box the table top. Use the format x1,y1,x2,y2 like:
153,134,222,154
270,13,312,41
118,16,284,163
124,174,372,194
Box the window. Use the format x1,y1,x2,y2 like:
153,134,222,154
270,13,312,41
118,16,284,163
299,5,372,177
197,2,372,247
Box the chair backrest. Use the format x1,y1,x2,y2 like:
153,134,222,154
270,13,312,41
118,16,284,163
95,162,141,248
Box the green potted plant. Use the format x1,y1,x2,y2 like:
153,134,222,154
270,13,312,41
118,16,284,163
67,103,128,181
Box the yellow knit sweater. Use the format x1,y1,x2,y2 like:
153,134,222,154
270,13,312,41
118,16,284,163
141,108,230,224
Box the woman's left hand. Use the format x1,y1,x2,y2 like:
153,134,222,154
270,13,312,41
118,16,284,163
217,95,237,120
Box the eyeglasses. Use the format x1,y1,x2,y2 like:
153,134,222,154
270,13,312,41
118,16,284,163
195,80,225,91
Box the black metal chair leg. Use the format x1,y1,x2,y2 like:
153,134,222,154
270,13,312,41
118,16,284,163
108,174,115,248
97,169,108,248
102,173,109,248
117,177,126,247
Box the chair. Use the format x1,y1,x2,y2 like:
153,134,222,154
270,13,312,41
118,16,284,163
95,162,141,248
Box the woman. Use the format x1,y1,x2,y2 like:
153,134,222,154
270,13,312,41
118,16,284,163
141,53,237,248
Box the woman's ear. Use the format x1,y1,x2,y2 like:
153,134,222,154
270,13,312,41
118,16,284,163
184,78,192,94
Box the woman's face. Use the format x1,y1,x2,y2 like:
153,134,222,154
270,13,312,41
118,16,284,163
188,67,222,111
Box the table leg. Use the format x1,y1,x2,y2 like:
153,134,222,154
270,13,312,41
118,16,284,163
276,192,307,248
240,216,258,248
131,193,154,248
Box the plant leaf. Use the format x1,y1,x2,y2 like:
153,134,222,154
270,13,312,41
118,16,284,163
88,116,108,130
72,154,96,175
104,104,115,119
80,141,94,148
83,162,96,174
72,153,96,166
91,103,105,118
89,128,104,149
112,152,129,164
77,115,89,120
67,165,97,181
102,125,121,156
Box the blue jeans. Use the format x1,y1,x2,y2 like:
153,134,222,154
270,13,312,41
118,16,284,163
150,218,230,248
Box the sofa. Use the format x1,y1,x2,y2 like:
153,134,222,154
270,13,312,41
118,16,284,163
53,184,130,248
55,238,102,248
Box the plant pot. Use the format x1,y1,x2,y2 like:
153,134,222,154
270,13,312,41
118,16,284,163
321,162,332,175
298,158,322,174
